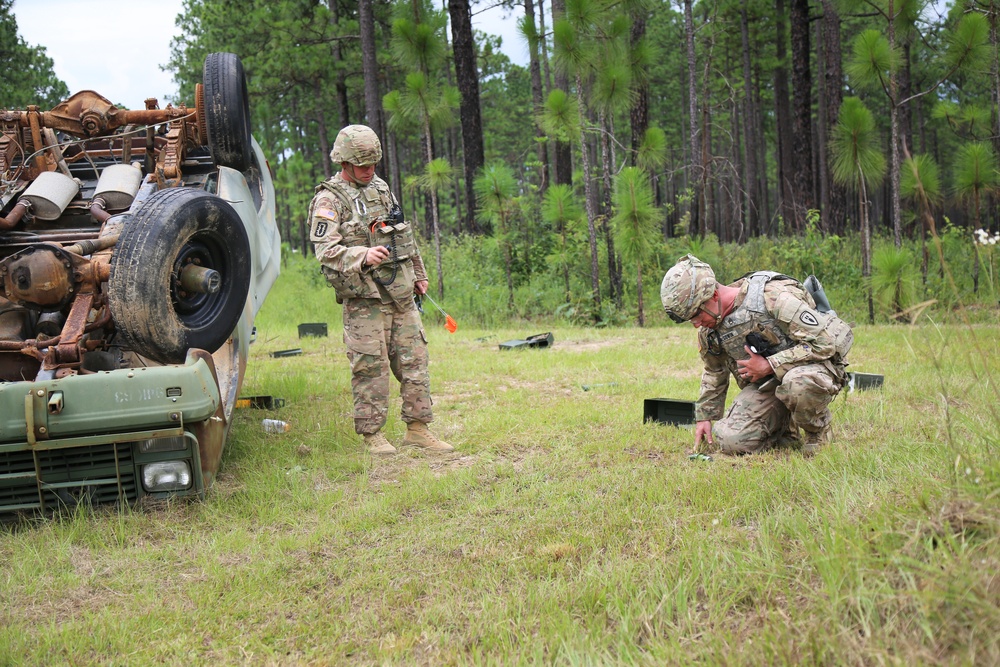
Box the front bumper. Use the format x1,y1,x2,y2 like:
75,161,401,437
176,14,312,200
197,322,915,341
0,353,221,515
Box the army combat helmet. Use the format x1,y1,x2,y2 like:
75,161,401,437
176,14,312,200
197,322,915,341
660,254,717,323
330,124,383,166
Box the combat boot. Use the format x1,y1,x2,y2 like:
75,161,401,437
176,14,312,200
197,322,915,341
363,432,397,456
801,425,832,458
402,422,454,453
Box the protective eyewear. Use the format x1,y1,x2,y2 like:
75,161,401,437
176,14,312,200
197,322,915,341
666,311,688,324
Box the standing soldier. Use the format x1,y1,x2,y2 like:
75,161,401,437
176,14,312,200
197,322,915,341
308,124,453,456
660,255,854,457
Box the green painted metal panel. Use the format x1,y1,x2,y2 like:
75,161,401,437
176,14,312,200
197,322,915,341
0,356,220,444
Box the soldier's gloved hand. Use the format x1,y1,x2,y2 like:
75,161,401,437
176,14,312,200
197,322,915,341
364,245,391,267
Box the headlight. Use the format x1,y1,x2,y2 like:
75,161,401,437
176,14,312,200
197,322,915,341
142,461,192,492
138,436,187,453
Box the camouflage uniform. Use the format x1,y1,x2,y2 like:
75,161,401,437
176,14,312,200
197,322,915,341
308,127,432,436
695,273,853,454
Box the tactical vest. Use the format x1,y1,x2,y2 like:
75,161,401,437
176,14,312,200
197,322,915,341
709,272,798,361
314,177,418,308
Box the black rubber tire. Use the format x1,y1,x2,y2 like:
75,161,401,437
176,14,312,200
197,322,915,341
203,52,252,171
108,188,251,364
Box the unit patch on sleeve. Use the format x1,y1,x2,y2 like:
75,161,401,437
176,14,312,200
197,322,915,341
799,311,819,327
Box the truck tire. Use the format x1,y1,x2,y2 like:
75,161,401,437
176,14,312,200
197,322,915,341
108,188,251,363
203,52,252,171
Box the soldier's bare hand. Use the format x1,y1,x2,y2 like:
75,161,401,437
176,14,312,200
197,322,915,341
365,245,390,266
695,420,714,448
738,345,771,382
414,280,428,295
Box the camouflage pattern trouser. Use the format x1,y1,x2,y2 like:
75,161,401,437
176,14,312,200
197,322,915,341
342,298,433,435
713,362,844,454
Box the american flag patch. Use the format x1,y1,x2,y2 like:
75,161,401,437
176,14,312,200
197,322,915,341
315,207,339,222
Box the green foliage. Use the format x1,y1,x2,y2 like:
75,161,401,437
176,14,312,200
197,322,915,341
474,163,518,226
0,0,68,107
542,184,584,228
830,97,887,191
591,57,635,116
930,101,993,141
388,71,458,137
611,167,658,266
952,141,998,207
543,183,586,301
539,88,580,142
412,157,453,193
636,126,668,172
869,244,920,315
901,153,941,206
391,14,447,73
845,29,897,94
944,11,991,73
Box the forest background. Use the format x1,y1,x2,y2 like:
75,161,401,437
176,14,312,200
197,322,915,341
4,0,1000,328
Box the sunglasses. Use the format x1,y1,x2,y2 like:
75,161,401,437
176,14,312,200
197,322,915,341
666,311,688,324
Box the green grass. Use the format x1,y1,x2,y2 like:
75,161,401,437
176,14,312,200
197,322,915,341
1,265,998,665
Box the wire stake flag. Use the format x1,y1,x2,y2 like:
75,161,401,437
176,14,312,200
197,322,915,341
421,293,457,333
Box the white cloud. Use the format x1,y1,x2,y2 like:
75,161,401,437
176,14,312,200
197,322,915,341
472,3,530,67
10,0,527,111
12,0,185,109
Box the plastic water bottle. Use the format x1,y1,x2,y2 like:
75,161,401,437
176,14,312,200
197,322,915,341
262,419,291,433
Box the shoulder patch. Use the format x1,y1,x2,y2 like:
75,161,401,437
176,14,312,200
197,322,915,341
315,208,339,222
799,311,819,327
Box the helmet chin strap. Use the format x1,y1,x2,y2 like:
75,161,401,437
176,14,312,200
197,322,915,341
342,163,364,185
699,290,724,326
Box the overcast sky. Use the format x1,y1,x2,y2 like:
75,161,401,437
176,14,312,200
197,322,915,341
12,0,528,111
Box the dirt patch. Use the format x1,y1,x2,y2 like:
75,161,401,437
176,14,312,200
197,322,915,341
368,450,479,485
555,338,629,353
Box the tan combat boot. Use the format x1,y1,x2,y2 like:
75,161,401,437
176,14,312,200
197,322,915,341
801,425,832,458
363,432,397,456
402,422,454,453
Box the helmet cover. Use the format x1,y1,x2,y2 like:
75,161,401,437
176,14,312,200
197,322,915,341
660,254,717,322
330,124,383,166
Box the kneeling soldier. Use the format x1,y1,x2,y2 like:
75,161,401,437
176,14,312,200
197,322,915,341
660,255,853,457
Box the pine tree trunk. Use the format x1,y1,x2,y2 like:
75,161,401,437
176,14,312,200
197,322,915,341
789,0,815,230
701,53,715,238
630,12,649,169
448,0,485,235
315,81,332,180
577,72,601,315
773,0,795,231
860,177,873,324
888,0,902,247
820,0,846,234
637,262,645,327
525,0,550,193
600,112,621,308
684,0,702,236
739,0,759,238
551,0,573,186
422,120,446,299
358,0,381,130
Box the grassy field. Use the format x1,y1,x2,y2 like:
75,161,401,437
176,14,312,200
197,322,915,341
2,268,999,665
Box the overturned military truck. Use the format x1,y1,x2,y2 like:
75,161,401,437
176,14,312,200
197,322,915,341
0,53,280,517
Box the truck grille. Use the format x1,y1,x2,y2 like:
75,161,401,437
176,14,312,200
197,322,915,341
0,443,137,513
